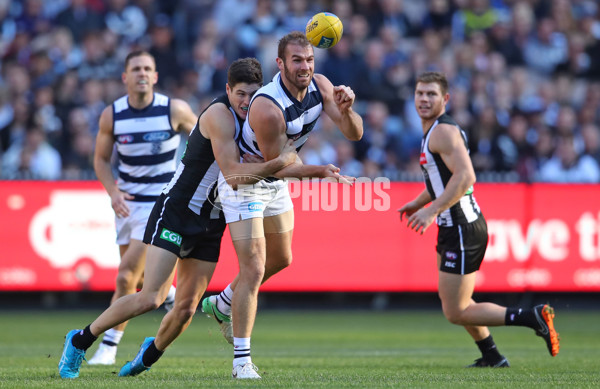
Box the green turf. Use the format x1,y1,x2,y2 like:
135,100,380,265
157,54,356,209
0,309,598,388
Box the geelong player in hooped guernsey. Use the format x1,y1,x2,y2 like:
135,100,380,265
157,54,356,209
112,92,181,202
88,51,196,365
238,70,323,159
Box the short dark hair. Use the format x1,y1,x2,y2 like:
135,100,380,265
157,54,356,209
277,31,312,60
416,71,449,95
124,51,155,71
228,57,263,87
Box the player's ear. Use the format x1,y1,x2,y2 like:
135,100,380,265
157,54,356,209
152,71,158,85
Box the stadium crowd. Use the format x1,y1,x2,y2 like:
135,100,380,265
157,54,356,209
1,0,599,183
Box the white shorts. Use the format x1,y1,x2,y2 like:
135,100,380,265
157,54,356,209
217,172,293,224
115,201,155,245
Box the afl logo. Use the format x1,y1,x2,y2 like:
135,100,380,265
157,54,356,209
118,135,134,144
143,131,170,142
419,153,427,165
445,251,458,260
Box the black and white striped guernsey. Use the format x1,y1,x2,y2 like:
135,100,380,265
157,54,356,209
161,94,244,218
239,72,323,158
420,113,482,227
113,93,179,202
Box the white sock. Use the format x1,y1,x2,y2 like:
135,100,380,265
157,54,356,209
233,337,251,367
102,328,124,346
217,284,234,316
166,284,176,302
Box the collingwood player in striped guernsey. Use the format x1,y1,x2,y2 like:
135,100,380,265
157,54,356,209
398,71,559,368
59,58,296,380
203,31,363,378
89,51,196,365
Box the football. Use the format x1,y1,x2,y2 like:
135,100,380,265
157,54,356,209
305,12,343,49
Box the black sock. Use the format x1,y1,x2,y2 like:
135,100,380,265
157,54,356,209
505,307,537,329
71,325,98,350
141,340,164,367
476,335,503,363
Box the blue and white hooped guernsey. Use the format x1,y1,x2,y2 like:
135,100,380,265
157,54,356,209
113,93,180,202
238,72,324,158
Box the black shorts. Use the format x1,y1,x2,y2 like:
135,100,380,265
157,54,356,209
436,216,488,275
143,194,226,262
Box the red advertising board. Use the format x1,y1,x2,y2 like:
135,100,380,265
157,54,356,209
0,180,599,292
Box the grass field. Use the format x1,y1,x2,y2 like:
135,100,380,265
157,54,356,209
0,308,598,388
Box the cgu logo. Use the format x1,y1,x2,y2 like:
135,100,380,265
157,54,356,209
160,228,182,247
248,202,264,212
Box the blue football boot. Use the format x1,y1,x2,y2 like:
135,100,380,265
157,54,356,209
58,329,86,379
118,337,154,377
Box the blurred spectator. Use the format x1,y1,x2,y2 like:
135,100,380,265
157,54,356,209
2,125,62,179
62,130,95,179
278,0,313,33
16,0,53,36
235,0,282,60
523,17,568,75
536,134,600,183
452,0,498,42
55,0,104,43
148,14,180,89
213,0,257,36
580,123,600,164
421,0,454,41
354,40,397,106
321,35,361,88
368,0,416,38
334,139,363,179
80,78,105,136
354,101,403,167
104,0,147,43
0,0,18,57
491,113,534,177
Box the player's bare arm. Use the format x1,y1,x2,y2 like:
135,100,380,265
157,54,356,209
203,103,296,186
406,124,475,234
250,96,350,182
94,106,133,218
170,98,197,135
314,73,363,141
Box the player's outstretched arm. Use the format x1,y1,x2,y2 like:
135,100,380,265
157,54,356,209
314,74,363,141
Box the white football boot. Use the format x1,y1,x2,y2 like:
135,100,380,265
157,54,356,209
87,343,117,365
232,362,261,379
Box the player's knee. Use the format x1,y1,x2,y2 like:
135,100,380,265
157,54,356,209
173,305,195,324
271,252,292,273
240,261,265,286
442,306,464,325
115,270,138,291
